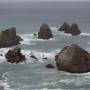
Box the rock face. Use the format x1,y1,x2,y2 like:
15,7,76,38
0,27,22,48
5,47,26,63
55,44,90,73
58,23,81,35
38,23,53,39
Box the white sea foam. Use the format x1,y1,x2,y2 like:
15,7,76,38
19,34,36,45
50,27,59,30
80,32,90,36
0,48,11,63
1,72,13,90
21,49,58,63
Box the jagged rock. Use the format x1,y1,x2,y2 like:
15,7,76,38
30,55,38,61
46,64,55,68
59,22,70,31
5,47,26,63
38,23,53,39
58,23,81,35
0,27,22,48
55,44,90,73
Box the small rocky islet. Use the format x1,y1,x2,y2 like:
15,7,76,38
38,23,53,39
1,23,90,73
0,27,22,48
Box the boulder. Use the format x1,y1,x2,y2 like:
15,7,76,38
5,47,26,63
55,44,90,73
0,27,22,48
46,64,55,68
58,23,81,35
38,23,53,39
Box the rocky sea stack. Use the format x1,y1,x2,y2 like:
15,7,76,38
55,44,90,73
5,47,26,63
59,23,81,35
38,23,53,39
0,27,22,48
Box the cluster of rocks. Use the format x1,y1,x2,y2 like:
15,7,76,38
5,43,90,74
58,22,81,35
0,27,22,48
1,24,90,74
38,23,81,40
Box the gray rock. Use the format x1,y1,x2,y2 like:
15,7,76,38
30,55,38,61
59,22,70,32
58,23,81,35
38,23,53,39
0,27,22,48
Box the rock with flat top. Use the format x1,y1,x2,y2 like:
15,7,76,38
0,27,22,48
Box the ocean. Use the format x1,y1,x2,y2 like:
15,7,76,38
0,1,90,90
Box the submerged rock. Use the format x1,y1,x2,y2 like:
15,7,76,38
58,23,81,35
0,27,22,48
30,55,38,61
0,54,3,56
55,44,90,73
46,64,55,68
34,34,37,36
38,23,53,39
5,47,26,63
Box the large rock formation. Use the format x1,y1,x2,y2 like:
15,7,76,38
58,23,81,35
0,27,22,48
38,23,53,39
55,44,90,73
5,47,26,63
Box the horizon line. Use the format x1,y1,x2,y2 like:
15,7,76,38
0,1,90,3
